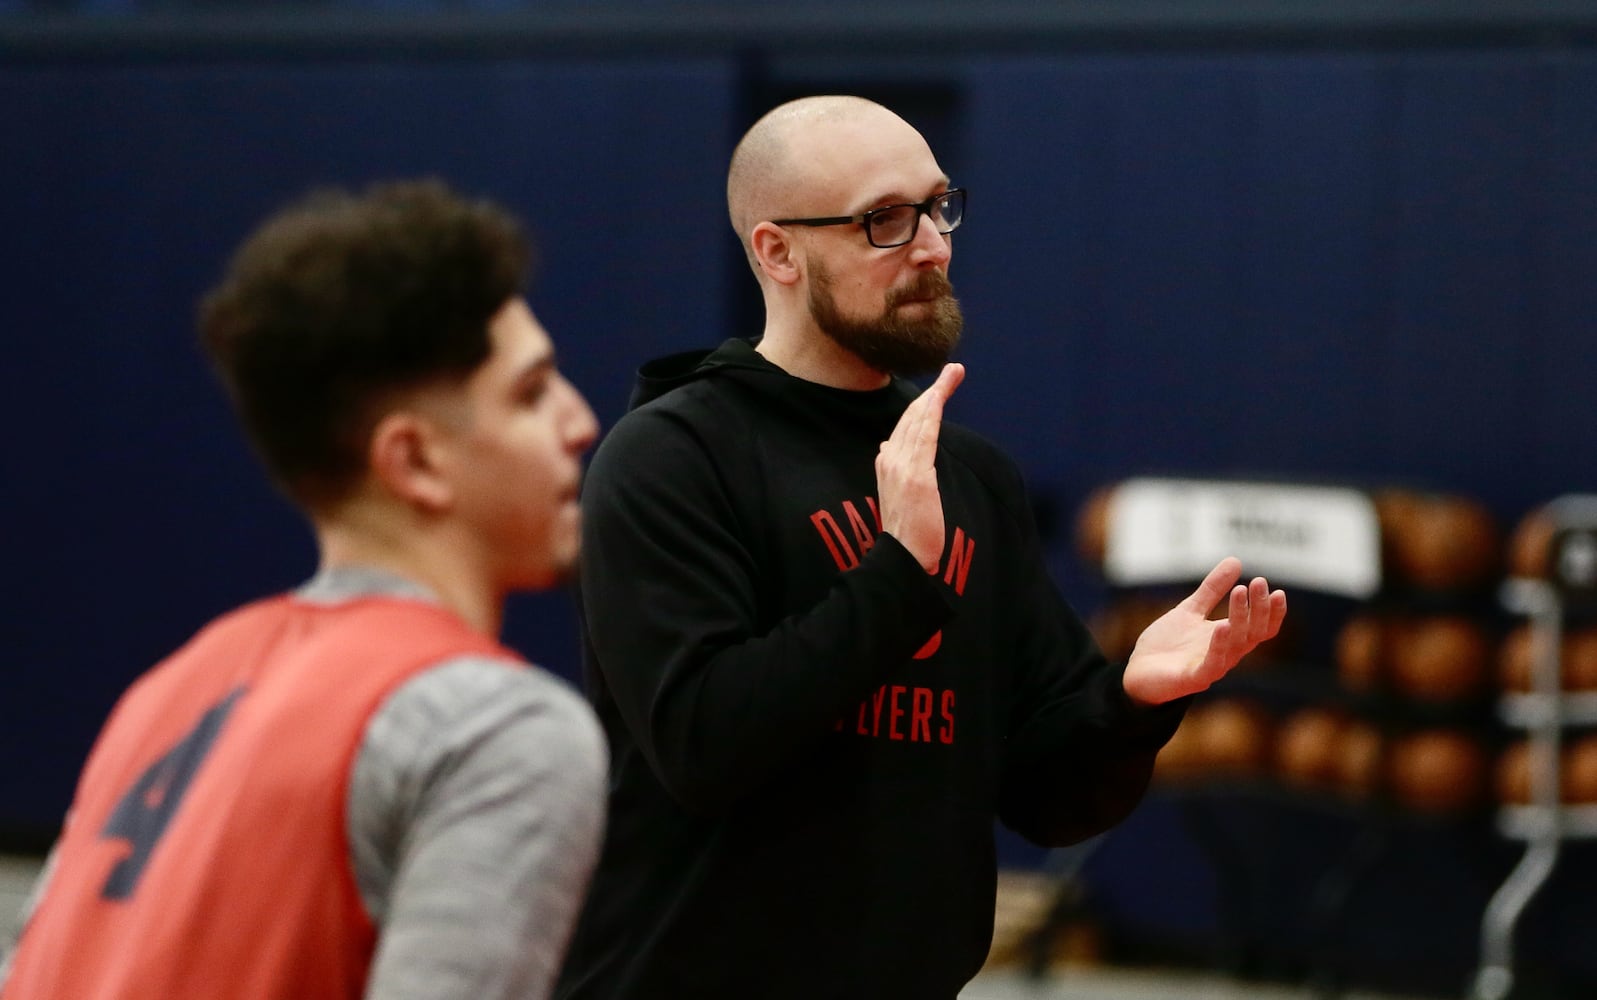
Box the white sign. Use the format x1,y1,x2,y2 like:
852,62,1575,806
1103,477,1381,598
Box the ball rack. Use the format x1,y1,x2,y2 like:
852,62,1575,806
1472,495,1597,1000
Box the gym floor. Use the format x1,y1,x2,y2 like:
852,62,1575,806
0,853,1432,1000
965,968,1427,1000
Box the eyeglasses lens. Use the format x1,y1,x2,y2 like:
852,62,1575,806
933,192,964,233
867,206,916,248
872,193,965,248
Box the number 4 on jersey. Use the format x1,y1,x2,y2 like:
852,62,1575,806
99,687,246,900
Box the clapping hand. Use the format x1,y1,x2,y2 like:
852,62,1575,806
1121,557,1288,706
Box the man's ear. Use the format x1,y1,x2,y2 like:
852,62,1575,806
750,221,802,287
368,411,452,511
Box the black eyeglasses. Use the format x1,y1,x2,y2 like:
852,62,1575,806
772,188,966,249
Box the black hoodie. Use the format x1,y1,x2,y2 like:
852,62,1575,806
556,339,1184,1000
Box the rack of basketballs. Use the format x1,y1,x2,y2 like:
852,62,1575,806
1470,496,1597,1000
1065,481,1586,991
1075,483,1509,819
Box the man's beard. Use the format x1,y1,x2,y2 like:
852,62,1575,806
808,263,963,377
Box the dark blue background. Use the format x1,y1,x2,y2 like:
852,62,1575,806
4,16,1596,996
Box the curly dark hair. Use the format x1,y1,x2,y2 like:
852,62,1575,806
199,178,530,511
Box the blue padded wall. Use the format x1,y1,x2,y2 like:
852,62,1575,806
952,48,1597,994
955,49,1597,543
5,36,1597,996
0,56,739,840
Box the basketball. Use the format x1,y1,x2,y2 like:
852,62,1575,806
1508,506,1557,579
1335,719,1385,801
1387,728,1486,814
1388,616,1489,703
1335,614,1386,693
1075,484,1117,570
1274,706,1347,791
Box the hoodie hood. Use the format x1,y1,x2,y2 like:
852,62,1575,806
628,340,771,411
628,337,919,418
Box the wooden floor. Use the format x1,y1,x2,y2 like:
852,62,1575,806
965,968,1430,1000
1,854,41,949
0,855,1430,1000
966,869,1432,1000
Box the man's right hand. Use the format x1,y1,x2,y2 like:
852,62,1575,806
876,362,964,573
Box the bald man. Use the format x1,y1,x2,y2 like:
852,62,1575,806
556,96,1287,999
